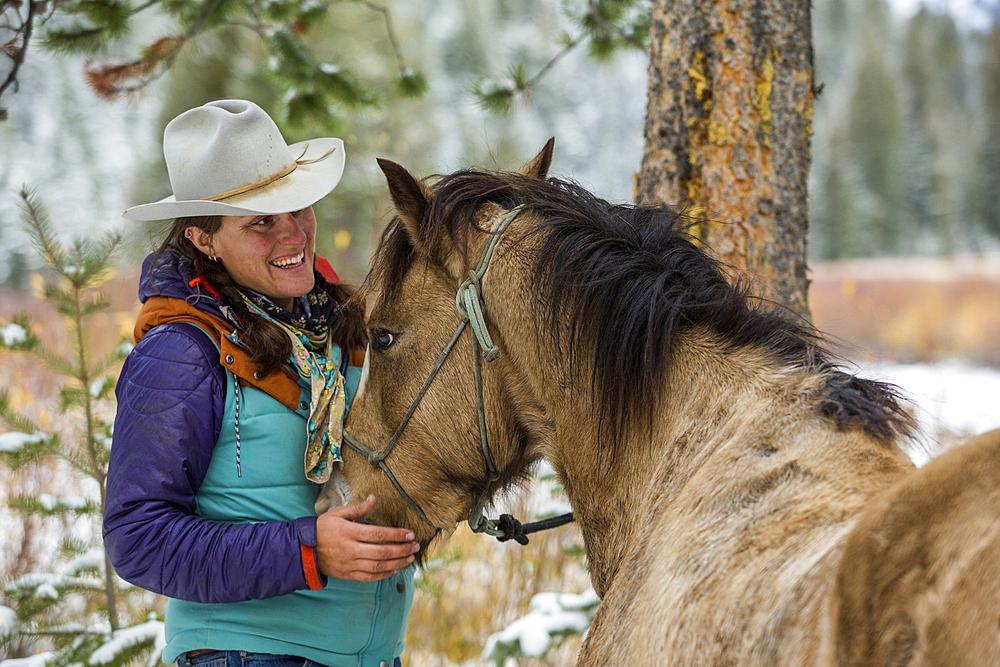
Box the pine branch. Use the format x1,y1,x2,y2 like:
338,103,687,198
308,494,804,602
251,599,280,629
93,346,130,377
357,0,427,96
85,0,228,99
19,187,68,270
0,313,41,352
9,493,100,518
473,0,650,113
20,338,77,378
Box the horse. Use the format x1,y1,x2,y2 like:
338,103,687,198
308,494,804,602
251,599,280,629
337,140,1000,666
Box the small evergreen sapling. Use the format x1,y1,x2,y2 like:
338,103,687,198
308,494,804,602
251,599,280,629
0,189,164,667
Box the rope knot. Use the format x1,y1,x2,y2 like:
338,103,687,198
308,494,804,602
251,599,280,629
496,514,530,545
367,451,383,467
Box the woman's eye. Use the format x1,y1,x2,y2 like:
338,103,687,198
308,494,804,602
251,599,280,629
372,329,396,350
253,216,274,226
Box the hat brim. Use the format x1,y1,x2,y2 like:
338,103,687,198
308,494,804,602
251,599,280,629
122,138,345,222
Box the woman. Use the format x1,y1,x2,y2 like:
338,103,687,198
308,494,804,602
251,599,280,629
104,99,418,667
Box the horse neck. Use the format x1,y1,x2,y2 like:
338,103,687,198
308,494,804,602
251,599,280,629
538,328,831,595
483,224,854,595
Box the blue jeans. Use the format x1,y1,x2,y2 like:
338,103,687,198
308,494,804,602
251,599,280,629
176,652,401,667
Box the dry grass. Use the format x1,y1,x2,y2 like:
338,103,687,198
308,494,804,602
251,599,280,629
810,254,1000,366
404,490,590,667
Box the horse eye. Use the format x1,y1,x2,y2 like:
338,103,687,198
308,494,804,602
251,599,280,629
372,328,396,350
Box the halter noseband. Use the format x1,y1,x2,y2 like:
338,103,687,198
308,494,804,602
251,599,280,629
341,206,525,537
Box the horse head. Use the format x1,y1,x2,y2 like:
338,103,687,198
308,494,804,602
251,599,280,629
339,141,557,552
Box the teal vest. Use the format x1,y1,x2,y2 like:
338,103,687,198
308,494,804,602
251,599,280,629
162,342,414,667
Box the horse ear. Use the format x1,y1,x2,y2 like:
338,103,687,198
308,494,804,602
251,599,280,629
378,157,432,240
517,137,555,180
377,158,463,276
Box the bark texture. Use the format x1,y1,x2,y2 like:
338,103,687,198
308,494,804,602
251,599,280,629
639,0,815,319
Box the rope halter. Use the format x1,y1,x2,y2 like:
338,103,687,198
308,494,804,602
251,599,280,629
342,206,525,536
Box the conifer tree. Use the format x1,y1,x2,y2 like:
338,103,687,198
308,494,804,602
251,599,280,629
0,189,163,666
973,23,1000,237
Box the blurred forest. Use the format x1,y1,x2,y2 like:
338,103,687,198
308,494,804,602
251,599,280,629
1,0,999,284
811,0,1000,259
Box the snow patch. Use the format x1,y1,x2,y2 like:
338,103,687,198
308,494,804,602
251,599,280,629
1,652,55,667
88,620,165,666
862,361,1000,464
0,324,27,346
0,432,49,453
0,604,21,639
64,549,106,575
483,589,598,661
34,584,59,600
37,494,90,512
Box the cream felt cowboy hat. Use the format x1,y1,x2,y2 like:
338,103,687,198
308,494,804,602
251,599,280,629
122,99,345,221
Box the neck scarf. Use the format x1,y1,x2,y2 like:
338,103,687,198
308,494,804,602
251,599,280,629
239,280,345,484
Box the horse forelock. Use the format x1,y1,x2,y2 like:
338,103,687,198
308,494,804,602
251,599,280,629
370,168,916,449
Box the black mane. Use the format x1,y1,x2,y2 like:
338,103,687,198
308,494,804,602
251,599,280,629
369,169,915,446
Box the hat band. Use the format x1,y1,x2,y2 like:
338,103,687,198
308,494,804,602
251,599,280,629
205,143,338,203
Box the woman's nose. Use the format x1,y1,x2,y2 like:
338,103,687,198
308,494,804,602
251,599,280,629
277,212,307,243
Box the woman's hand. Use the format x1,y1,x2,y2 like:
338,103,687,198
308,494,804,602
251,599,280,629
315,494,420,582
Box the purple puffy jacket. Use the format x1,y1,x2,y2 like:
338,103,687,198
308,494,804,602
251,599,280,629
103,250,322,602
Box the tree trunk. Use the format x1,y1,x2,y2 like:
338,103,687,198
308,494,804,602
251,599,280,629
638,0,815,319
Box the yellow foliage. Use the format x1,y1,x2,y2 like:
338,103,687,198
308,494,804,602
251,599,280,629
404,497,590,666
30,272,45,300
116,311,137,341
8,386,33,412
334,230,352,251
839,277,857,299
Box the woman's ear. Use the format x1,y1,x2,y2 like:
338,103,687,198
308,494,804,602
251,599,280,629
186,227,214,259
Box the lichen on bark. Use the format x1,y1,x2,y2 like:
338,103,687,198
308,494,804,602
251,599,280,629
639,0,816,320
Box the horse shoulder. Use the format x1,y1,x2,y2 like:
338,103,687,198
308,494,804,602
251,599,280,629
833,428,1000,667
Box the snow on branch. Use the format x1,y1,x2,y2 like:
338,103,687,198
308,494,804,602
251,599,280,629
88,619,165,667
0,432,50,453
482,589,599,664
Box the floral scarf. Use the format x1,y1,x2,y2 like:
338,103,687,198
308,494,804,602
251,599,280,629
239,279,345,484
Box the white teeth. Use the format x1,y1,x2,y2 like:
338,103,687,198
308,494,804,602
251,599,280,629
271,251,304,268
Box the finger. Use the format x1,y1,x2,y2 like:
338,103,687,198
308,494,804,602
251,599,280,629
329,494,376,521
348,521,417,545
351,541,420,563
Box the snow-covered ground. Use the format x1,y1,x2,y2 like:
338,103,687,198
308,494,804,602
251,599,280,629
861,361,1000,465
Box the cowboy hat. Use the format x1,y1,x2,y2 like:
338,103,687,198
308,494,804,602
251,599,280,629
122,99,345,221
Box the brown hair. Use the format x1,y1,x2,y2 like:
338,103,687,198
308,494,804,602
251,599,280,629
154,215,366,376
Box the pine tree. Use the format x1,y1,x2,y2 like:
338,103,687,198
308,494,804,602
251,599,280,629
973,23,1000,238
0,189,163,666
901,7,973,254
0,0,425,127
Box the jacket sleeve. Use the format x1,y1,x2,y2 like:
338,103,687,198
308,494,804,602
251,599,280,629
103,323,324,603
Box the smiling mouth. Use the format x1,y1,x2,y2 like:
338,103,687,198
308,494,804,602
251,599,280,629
271,251,305,268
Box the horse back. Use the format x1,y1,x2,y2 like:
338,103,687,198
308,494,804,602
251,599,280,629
834,428,1000,666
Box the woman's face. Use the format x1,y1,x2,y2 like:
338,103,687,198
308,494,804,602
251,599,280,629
192,207,317,310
